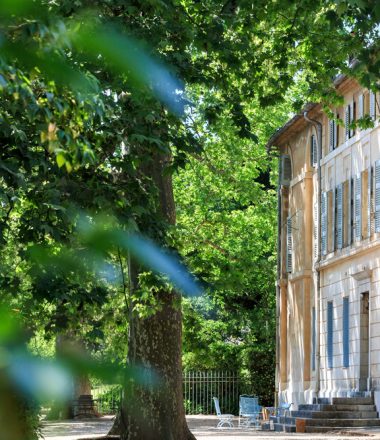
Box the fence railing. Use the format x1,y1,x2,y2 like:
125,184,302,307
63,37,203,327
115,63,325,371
92,371,253,415
183,371,251,415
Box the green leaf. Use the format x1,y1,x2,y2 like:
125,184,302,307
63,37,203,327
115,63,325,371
56,153,65,168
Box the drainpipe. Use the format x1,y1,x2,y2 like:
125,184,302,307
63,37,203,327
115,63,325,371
275,158,282,407
304,112,322,400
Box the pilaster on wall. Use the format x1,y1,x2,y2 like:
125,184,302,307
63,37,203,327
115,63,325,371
303,173,314,272
281,186,289,278
279,185,290,388
279,279,288,387
303,277,311,385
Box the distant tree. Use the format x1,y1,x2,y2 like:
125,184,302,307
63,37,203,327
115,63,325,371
0,1,379,439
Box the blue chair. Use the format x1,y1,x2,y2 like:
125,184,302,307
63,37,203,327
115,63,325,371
239,395,262,427
277,402,293,417
212,397,234,428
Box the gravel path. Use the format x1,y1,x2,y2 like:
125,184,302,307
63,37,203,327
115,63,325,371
41,415,380,440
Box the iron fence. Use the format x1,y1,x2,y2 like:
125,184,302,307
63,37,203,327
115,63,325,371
183,371,253,415
92,371,253,415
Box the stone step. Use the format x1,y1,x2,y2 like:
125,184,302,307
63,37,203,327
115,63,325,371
304,418,380,427
331,397,373,405
290,410,378,419
322,404,377,412
299,403,376,412
273,423,296,433
275,416,296,425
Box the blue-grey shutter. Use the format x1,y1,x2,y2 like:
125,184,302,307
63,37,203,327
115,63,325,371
336,184,343,249
355,174,362,241
321,192,327,256
311,135,317,167
286,216,292,273
350,101,355,137
343,297,349,368
329,120,334,151
334,117,338,148
370,91,376,120
345,105,350,140
327,301,333,369
281,155,291,186
375,160,380,233
331,189,336,251
313,203,318,260
350,178,354,244
358,94,364,120
368,166,372,238
312,307,316,371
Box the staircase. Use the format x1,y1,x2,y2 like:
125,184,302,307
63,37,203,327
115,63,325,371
268,397,380,433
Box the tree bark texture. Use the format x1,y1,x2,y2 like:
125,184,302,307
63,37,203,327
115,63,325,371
112,152,195,440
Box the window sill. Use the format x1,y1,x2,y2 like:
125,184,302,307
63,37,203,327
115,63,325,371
321,123,378,166
318,234,380,270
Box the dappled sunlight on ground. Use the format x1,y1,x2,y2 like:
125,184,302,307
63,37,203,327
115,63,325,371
42,415,380,440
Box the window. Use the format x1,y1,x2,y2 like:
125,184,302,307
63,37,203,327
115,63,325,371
370,91,376,120
327,301,333,369
345,102,355,140
329,117,337,151
354,173,362,242
358,94,365,120
343,297,349,367
350,177,355,243
310,135,317,167
343,180,351,247
375,160,380,233
281,155,291,186
313,203,318,260
327,189,335,252
336,184,343,249
361,169,369,239
321,192,327,256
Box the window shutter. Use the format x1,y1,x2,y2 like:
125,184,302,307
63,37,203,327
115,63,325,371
286,216,292,273
355,174,362,241
345,105,350,140
368,166,372,238
312,307,316,371
311,135,317,167
375,160,380,233
370,91,376,120
330,189,336,252
350,178,354,244
358,94,364,120
327,301,333,369
336,184,343,249
321,192,327,256
334,117,338,148
329,120,334,151
281,155,291,186
350,101,355,137
343,297,349,368
313,202,318,260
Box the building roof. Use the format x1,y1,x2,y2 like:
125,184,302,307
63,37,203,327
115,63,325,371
266,73,350,150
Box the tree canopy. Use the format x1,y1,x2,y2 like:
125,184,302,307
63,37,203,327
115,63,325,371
0,0,379,438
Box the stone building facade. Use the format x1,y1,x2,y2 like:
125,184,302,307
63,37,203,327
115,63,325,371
267,76,380,410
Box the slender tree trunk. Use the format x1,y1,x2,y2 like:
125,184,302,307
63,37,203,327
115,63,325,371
110,152,195,440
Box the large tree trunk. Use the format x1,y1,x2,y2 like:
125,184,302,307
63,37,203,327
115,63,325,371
110,152,195,440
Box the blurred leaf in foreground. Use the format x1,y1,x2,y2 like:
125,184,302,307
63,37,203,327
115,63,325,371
70,21,185,115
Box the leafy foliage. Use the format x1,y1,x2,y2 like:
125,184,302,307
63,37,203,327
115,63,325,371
0,0,379,435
